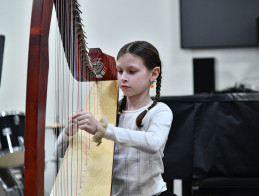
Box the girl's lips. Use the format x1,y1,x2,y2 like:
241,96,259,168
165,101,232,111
121,85,129,89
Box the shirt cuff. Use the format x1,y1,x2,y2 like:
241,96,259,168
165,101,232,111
104,124,115,141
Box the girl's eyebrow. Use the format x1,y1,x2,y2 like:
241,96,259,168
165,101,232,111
127,65,138,69
116,64,122,69
116,64,139,70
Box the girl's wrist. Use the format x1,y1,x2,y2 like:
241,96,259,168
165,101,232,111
92,116,109,146
63,126,69,136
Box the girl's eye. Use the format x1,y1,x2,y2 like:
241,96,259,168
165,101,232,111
117,70,123,74
129,70,136,74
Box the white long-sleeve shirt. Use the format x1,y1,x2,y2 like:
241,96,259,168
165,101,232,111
55,101,173,196
105,102,173,196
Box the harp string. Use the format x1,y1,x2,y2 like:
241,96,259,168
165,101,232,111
51,0,97,195
49,0,116,195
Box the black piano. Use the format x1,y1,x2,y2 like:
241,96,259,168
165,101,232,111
160,93,259,196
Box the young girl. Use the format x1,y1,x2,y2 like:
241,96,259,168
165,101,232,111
56,41,173,195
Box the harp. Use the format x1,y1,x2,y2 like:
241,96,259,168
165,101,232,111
25,0,117,195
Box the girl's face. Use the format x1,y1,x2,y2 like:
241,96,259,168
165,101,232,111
116,53,158,99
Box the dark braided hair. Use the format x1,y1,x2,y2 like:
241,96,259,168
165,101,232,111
117,41,162,128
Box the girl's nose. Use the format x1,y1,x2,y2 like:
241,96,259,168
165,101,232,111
121,72,128,82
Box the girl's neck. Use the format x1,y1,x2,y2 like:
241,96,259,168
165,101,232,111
125,95,152,111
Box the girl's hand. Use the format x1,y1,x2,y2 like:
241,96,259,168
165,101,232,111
64,111,79,136
72,110,98,135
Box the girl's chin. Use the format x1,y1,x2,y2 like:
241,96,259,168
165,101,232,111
122,91,132,97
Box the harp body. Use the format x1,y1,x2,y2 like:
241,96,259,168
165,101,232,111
25,0,117,195
51,81,118,196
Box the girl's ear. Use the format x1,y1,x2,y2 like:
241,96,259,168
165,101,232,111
150,67,160,82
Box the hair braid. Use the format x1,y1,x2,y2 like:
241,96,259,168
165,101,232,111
116,96,127,126
136,74,162,128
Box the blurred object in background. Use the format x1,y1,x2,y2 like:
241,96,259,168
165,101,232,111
0,35,5,87
215,82,259,93
0,111,25,196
